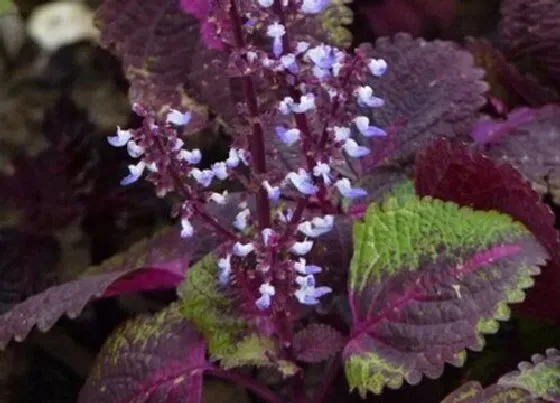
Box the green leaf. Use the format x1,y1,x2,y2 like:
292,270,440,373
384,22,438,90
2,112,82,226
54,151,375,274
177,254,297,377
344,182,548,396
79,303,206,403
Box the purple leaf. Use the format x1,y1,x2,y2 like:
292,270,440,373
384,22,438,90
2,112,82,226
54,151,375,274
441,381,538,403
0,229,59,314
481,105,560,203
359,33,488,164
0,225,222,349
293,324,345,363
499,0,560,88
78,304,206,403
95,0,215,127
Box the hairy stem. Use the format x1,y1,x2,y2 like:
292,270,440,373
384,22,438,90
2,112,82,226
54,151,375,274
208,367,283,403
229,0,271,230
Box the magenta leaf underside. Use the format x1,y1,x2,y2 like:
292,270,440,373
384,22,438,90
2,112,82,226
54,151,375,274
79,304,206,403
0,221,224,349
358,33,488,165
415,138,560,321
345,239,546,385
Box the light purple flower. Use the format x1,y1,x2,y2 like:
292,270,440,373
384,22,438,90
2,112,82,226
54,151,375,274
258,0,273,7
296,274,315,288
233,209,251,231
343,138,370,158
211,162,229,180
356,86,385,108
305,44,335,70
209,191,228,204
218,254,231,286
280,53,298,73
297,215,334,238
180,218,194,239
295,285,332,305
107,126,132,147
279,97,294,115
354,116,387,137
275,126,301,146
256,282,276,310
300,0,331,14
267,22,285,57
291,239,314,256
312,162,331,185
232,241,255,257
263,180,281,203
126,140,145,158
190,168,214,187
335,177,368,199
286,169,319,195
120,161,146,185
261,228,275,246
179,148,202,165
294,258,322,275
368,58,388,77
292,93,315,113
165,109,192,126
333,126,351,142
295,41,309,54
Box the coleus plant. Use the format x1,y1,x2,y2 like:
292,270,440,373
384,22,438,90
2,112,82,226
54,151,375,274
1,0,560,402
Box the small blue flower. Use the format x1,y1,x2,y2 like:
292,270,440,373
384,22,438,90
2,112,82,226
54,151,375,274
218,254,231,286
343,138,370,158
300,0,331,14
179,149,202,165
190,168,214,187
275,126,301,146
295,41,310,54
279,97,294,115
333,126,351,142
261,228,275,246
297,215,334,238
313,162,332,185
211,162,229,180
335,178,368,199
368,58,388,77
107,126,132,147
292,93,315,113
233,209,251,231
354,116,387,137
294,285,332,305
256,282,276,310
263,180,281,203
233,241,255,257
126,140,144,158
120,161,145,185
166,109,192,126
296,274,316,288
294,258,322,275
286,169,319,195
180,218,194,238
280,53,298,73
291,239,314,256
356,86,385,108
266,22,285,57
209,191,228,204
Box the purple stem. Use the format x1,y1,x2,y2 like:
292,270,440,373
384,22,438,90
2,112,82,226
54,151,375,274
229,0,271,230
208,367,283,403
310,356,343,403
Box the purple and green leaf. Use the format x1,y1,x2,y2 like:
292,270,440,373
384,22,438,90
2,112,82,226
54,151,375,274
293,324,345,363
343,182,548,396
442,348,560,402
78,303,206,403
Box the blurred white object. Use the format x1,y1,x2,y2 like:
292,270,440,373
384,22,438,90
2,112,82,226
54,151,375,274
27,2,98,52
